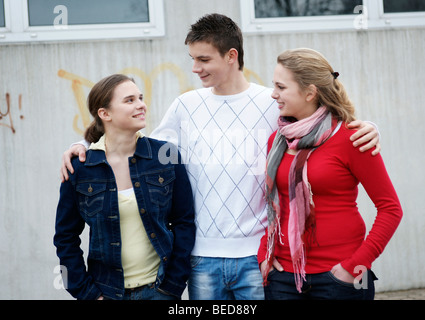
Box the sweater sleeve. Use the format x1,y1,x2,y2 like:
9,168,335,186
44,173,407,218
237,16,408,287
340,129,403,277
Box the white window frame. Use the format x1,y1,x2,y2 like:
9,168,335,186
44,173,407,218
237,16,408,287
0,0,165,44
240,0,425,34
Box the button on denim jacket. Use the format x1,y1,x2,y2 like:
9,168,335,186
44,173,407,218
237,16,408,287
54,137,195,300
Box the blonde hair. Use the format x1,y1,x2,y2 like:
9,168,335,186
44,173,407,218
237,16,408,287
277,48,356,122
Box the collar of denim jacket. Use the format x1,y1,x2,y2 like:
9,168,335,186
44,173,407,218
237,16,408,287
85,132,152,166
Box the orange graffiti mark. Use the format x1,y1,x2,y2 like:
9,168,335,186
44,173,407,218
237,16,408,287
57,70,95,136
0,93,23,134
244,69,264,86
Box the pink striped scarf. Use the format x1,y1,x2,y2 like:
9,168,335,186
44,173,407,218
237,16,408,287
264,106,338,293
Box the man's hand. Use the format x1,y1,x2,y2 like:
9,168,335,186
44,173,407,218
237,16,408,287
347,120,381,156
60,144,87,182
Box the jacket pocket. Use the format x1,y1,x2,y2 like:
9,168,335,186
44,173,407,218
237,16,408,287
76,182,107,216
145,169,175,207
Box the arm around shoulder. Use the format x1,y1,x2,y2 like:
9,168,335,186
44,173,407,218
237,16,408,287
61,140,89,182
347,120,381,155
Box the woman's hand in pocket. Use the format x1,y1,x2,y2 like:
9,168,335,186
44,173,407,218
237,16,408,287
331,263,355,284
260,259,284,279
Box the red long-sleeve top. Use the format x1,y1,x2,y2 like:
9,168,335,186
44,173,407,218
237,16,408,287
258,124,403,276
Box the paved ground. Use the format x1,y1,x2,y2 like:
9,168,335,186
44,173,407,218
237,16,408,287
375,288,425,300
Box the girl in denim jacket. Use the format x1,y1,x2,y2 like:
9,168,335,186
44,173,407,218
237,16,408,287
54,74,195,300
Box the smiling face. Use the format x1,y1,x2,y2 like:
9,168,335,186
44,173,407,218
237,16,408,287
188,41,233,91
102,80,147,132
271,63,318,120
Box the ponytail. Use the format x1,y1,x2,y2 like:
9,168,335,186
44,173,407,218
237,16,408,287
84,117,104,144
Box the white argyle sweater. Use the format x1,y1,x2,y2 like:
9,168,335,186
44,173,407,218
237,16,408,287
150,83,279,257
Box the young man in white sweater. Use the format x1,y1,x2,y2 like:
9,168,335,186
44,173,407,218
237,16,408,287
61,14,380,300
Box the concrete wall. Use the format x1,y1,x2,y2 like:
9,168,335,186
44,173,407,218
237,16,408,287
0,0,423,299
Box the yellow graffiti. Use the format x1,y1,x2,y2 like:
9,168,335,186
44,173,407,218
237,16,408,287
0,93,23,134
244,68,264,86
57,70,95,136
58,64,263,135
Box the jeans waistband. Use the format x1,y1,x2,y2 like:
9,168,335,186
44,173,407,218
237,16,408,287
124,283,154,293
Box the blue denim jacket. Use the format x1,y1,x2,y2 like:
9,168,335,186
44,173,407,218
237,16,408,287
54,137,195,300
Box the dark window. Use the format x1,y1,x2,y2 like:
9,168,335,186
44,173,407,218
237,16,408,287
383,0,425,13
0,0,5,28
254,0,363,18
27,0,149,27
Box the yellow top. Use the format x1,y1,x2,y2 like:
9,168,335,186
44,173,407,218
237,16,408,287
118,189,160,288
90,133,160,288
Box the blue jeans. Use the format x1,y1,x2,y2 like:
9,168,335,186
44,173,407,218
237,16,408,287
265,269,377,300
188,256,265,300
122,283,179,300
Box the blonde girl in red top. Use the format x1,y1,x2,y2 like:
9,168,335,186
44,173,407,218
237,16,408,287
258,48,402,300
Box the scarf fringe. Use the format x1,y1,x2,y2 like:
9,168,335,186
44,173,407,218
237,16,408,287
292,246,307,293
263,205,285,286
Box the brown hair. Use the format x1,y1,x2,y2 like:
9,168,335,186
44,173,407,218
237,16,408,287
84,74,134,143
277,48,356,122
185,13,245,71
